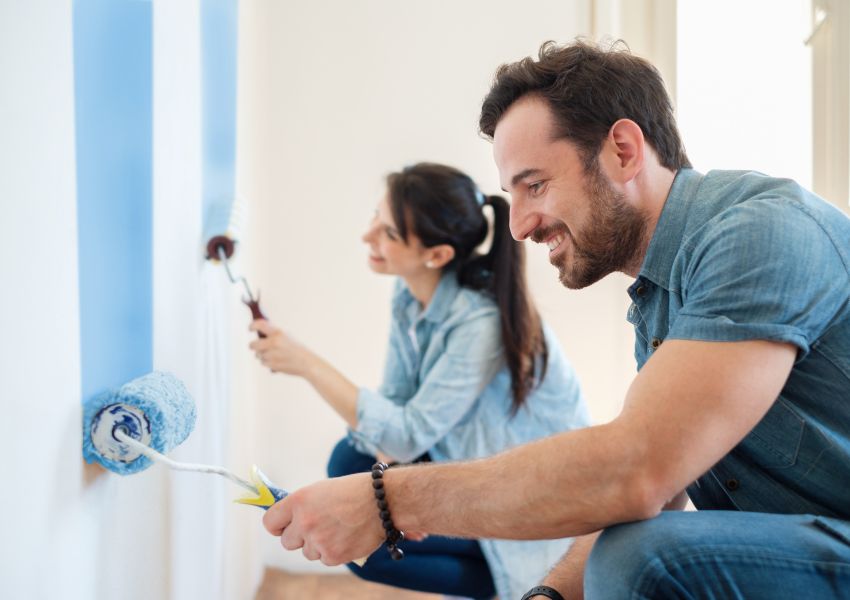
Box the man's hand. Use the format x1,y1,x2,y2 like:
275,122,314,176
262,473,385,566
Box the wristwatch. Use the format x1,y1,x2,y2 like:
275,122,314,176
520,585,566,600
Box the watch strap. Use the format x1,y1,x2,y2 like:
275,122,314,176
521,585,566,600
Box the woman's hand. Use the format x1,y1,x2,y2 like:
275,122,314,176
249,319,314,376
250,320,360,427
374,451,396,466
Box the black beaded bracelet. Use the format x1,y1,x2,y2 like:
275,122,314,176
371,461,404,560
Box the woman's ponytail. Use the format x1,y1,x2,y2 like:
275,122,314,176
460,195,547,414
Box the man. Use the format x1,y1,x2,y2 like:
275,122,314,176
264,40,850,599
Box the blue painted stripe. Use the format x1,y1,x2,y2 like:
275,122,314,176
201,0,240,241
74,0,153,403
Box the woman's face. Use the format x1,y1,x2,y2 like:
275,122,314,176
361,193,430,277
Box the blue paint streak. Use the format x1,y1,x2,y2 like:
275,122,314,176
201,0,240,240
74,0,153,402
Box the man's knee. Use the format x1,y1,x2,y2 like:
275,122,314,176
585,515,683,598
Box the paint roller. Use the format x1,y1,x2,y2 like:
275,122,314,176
204,198,268,338
83,371,286,508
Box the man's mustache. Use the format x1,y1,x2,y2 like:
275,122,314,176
530,223,570,245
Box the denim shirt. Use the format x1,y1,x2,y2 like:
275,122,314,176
630,169,850,528
350,272,590,600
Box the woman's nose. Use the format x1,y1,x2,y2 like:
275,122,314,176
362,222,377,243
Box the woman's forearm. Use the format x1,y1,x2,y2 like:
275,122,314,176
300,351,360,428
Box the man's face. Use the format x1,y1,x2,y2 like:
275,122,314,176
493,95,646,289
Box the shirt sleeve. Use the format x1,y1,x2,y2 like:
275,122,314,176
373,318,408,404
667,197,848,357
350,310,503,462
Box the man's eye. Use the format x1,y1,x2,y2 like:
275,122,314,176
529,181,545,195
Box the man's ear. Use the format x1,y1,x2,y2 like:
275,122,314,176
600,118,645,184
424,244,455,269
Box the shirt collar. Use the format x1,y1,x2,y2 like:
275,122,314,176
392,270,460,325
637,168,705,289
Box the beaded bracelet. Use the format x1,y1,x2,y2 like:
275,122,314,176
371,461,404,560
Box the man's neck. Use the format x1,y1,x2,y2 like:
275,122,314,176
622,166,678,278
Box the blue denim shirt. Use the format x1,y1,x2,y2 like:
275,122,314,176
630,169,850,528
350,272,590,600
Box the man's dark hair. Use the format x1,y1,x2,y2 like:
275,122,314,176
480,39,691,171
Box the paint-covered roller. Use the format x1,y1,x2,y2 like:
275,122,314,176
204,197,268,337
82,371,287,509
203,194,247,264
83,371,196,475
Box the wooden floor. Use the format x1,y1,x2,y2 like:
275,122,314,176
255,568,443,600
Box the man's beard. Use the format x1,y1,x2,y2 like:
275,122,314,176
535,162,647,290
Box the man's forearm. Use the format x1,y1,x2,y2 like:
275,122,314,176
538,531,601,599
386,422,658,540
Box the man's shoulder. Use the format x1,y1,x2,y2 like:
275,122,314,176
700,170,807,204
675,171,850,286
688,170,844,239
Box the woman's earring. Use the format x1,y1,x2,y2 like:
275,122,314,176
425,261,435,269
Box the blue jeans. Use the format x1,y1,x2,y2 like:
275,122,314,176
585,510,850,599
327,437,496,599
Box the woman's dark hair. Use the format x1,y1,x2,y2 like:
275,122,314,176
386,162,547,413
480,39,691,171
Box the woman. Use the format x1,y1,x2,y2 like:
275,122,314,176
250,163,590,600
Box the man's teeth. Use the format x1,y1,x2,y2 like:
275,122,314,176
547,235,565,251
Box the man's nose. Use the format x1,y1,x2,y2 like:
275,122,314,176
509,197,538,241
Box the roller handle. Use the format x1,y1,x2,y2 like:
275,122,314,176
243,486,287,511
244,297,268,338
261,486,288,510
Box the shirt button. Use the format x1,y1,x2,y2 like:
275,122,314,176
725,478,740,491
651,337,662,350
636,285,647,297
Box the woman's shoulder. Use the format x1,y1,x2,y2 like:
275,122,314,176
439,286,499,334
452,284,498,314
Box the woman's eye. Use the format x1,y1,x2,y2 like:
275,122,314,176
385,228,398,241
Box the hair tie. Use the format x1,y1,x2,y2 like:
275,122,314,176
474,189,487,207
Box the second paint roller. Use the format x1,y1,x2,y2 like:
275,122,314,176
204,197,268,337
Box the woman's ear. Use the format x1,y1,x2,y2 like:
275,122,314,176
424,244,455,269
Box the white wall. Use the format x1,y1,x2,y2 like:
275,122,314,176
0,3,257,599
0,3,92,598
677,0,813,187
238,0,644,575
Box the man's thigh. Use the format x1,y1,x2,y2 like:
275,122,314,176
585,510,850,599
